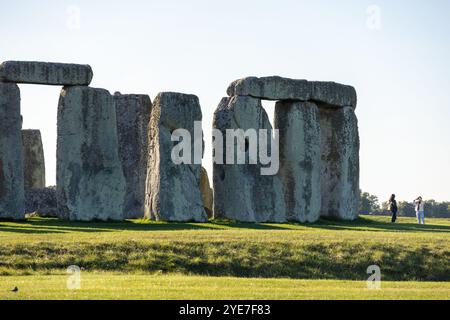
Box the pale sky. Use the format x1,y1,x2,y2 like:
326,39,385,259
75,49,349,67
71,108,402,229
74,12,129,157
1,0,449,202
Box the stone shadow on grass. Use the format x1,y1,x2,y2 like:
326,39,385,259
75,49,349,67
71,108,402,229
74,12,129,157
211,220,292,230
0,217,295,234
0,218,218,234
0,216,448,235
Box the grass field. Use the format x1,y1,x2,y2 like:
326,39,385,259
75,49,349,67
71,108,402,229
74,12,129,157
1,274,449,300
0,215,449,299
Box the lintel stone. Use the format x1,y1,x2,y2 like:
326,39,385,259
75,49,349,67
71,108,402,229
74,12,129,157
0,61,93,86
227,76,357,108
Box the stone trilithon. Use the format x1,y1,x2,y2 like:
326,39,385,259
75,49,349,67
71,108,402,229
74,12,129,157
213,76,360,222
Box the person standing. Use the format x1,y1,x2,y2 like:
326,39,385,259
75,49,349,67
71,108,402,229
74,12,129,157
388,194,398,223
413,197,425,225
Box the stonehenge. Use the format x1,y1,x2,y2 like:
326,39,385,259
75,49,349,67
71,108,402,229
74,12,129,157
22,129,46,189
144,92,207,222
0,83,25,219
0,59,359,223
213,76,359,222
57,86,126,221
114,93,152,218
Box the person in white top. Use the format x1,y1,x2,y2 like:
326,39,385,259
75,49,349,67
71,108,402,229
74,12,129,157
413,196,425,225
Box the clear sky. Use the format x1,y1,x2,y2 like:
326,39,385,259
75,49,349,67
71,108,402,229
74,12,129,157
1,0,449,202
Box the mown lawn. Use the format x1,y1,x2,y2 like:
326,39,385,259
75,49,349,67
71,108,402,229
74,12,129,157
0,215,449,299
1,274,449,300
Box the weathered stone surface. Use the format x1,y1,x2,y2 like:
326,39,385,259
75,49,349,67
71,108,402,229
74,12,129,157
275,101,321,223
0,83,25,219
25,187,57,217
57,86,126,221
213,96,285,222
0,61,93,86
200,166,213,218
114,93,152,219
227,76,357,108
22,129,45,189
145,92,207,222
319,105,360,220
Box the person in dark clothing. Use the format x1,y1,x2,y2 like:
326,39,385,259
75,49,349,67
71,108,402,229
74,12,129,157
388,194,398,223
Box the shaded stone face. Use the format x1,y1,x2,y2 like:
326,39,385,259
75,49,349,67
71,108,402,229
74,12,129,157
318,105,360,220
213,96,285,222
0,83,25,219
199,166,213,218
114,93,152,219
145,92,207,222
56,86,126,221
25,187,57,217
275,101,321,223
227,76,357,108
0,61,93,86
22,129,45,189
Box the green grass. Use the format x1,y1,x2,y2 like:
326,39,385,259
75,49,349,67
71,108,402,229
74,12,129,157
0,215,449,299
0,215,448,281
1,274,449,300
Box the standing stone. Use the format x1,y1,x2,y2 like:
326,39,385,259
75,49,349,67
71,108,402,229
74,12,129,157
0,83,25,219
213,96,285,222
275,101,321,223
200,166,213,218
114,93,152,219
22,129,46,189
57,86,126,221
25,187,57,217
0,61,93,86
319,105,360,220
145,92,207,222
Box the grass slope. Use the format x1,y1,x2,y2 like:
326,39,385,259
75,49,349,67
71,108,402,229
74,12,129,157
0,216,449,282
